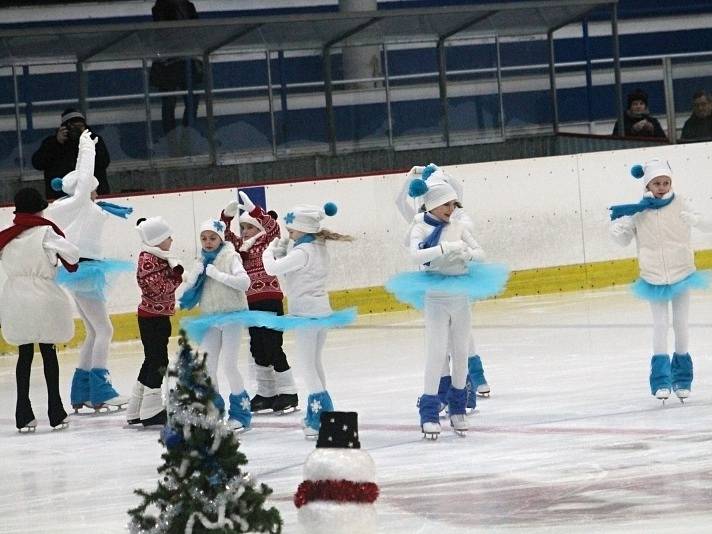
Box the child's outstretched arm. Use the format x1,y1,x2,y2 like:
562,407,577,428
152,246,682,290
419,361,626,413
205,257,250,291
262,238,308,275
43,228,80,266
610,216,635,246
462,229,486,262
680,199,712,232
221,198,243,248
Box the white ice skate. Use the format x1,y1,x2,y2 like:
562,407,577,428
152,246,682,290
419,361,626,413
18,419,37,433
450,414,468,437
303,425,319,440
674,388,690,403
654,388,671,405
226,419,251,434
126,381,144,424
93,395,129,413
421,422,441,441
476,384,491,397
51,418,70,431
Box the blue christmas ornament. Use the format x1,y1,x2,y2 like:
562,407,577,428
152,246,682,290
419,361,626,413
408,179,428,198
161,425,183,449
208,473,221,486
631,164,644,179
323,202,338,216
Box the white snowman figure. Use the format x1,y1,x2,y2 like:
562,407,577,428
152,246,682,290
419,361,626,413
294,411,379,533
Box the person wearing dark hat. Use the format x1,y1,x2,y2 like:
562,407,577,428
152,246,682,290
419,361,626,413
612,88,667,138
0,187,80,432
31,108,111,200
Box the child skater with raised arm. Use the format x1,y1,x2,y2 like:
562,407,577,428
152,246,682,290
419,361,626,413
261,202,356,438
0,188,80,432
609,159,712,403
387,169,508,440
179,219,253,432
126,217,184,426
220,190,299,414
46,129,133,413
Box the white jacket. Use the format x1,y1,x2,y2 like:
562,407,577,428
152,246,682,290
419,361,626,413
46,131,108,259
188,242,249,314
1,226,79,345
409,213,485,275
610,193,710,285
262,239,331,317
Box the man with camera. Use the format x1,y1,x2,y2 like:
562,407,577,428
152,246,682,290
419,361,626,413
32,109,111,199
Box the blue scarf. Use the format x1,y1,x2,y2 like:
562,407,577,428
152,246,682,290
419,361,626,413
419,212,447,266
609,193,674,220
294,234,316,246
179,244,224,310
96,201,133,219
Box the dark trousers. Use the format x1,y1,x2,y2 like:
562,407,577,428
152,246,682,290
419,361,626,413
137,315,172,389
16,343,67,428
248,299,290,372
161,94,200,135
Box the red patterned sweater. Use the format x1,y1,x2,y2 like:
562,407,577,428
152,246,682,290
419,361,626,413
222,205,283,304
137,251,184,317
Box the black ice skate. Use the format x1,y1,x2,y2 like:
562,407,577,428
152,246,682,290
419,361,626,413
250,394,276,414
273,393,299,415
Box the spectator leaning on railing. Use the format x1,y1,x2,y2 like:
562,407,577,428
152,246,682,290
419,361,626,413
680,90,712,142
612,88,666,139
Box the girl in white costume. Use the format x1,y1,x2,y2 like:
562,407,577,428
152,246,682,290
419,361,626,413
387,171,508,439
179,219,253,432
0,188,80,431
261,202,355,438
45,129,133,411
397,164,491,409
609,159,712,402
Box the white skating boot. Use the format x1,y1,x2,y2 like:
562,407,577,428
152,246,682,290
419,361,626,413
421,422,441,440
250,365,277,414
51,418,70,431
126,381,144,425
450,414,468,437
139,387,166,426
674,388,690,403
18,419,37,433
655,388,671,404
476,384,491,397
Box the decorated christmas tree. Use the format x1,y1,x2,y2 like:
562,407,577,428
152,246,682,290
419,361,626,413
128,331,282,534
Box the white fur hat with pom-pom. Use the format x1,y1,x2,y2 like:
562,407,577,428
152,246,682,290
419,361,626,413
284,202,338,234
136,216,172,247
51,170,99,196
199,219,226,241
407,164,459,212
631,158,672,188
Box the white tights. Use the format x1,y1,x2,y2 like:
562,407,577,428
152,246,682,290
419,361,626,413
201,325,245,395
424,294,471,394
649,291,690,355
294,328,328,394
73,293,113,370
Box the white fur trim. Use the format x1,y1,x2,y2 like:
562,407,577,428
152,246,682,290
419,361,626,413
303,449,376,482
286,204,325,233
298,503,377,534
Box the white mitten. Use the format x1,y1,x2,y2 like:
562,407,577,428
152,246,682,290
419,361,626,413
205,264,220,280
407,165,426,178
440,241,467,256
680,211,700,227
79,129,98,148
273,235,290,257
238,190,256,213
223,200,240,218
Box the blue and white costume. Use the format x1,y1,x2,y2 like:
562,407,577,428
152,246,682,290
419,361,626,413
610,158,712,400
388,169,507,436
45,129,132,410
262,203,355,438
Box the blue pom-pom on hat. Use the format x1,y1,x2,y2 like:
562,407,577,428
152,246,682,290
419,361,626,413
421,163,438,181
630,164,644,179
324,202,338,216
50,177,64,192
408,179,428,198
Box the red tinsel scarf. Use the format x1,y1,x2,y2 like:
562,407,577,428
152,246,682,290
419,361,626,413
294,479,380,509
0,213,78,272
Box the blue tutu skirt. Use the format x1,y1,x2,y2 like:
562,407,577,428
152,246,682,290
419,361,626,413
385,262,510,310
182,307,358,344
631,271,710,302
56,259,134,301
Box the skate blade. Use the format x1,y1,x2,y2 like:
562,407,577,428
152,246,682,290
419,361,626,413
465,407,477,415
51,422,70,431
228,425,252,434
275,406,300,415
422,432,439,441
476,392,490,398
452,429,468,437
93,403,127,413
18,425,37,434
251,409,274,415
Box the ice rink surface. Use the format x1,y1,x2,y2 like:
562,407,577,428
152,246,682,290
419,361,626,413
2,286,712,533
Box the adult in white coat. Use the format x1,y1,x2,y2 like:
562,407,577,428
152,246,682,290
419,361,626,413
610,159,712,402
0,188,79,431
